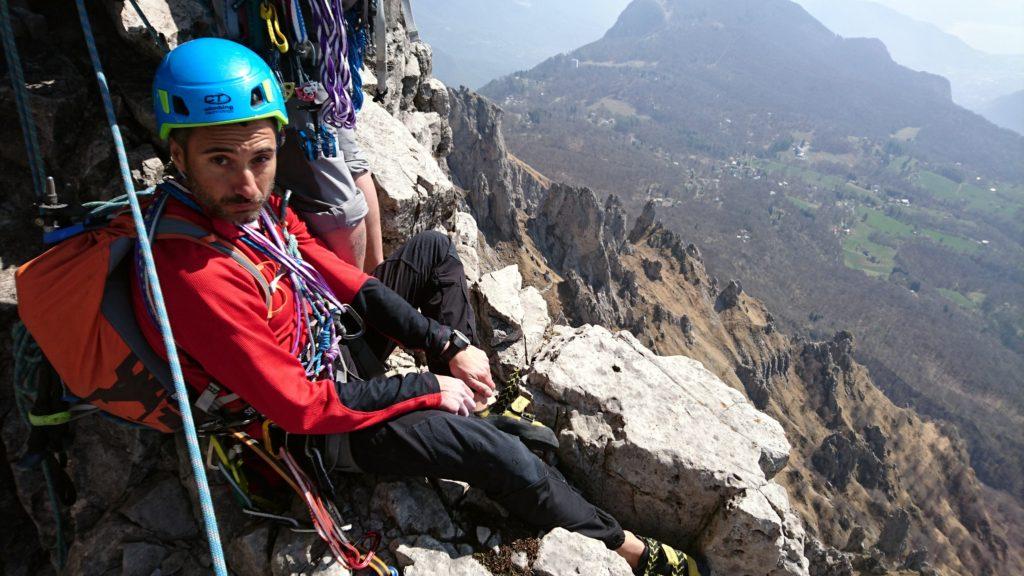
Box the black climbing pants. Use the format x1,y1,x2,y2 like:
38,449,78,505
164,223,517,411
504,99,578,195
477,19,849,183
364,230,478,374
345,231,627,550
349,410,626,550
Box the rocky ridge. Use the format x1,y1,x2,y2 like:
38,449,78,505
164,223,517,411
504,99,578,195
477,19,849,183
445,87,1024,575
3,2,821,576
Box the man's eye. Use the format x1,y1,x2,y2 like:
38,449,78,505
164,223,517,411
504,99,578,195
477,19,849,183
211,156,230,166
253,155,272,165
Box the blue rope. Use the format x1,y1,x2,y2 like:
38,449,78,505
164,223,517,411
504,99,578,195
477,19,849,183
345,10,368,111
0,0,47,200
72,3,228,575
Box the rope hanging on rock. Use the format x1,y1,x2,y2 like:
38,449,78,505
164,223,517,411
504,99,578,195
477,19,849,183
72,2,229,574
0,0,47,200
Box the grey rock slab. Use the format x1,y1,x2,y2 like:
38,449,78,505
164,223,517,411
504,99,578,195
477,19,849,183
356,100,457,249
528,325,804,574
120,475,198,540
701,483,809,576
476,265,550,367
393,536,491,576
452,212,482,283
533,528,632,576
372,478,457,541
121,541,169,576
102,0,210,59
226,522,272,576
271,529,330,576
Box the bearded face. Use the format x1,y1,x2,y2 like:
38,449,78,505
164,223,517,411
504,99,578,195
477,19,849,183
169,120,278,224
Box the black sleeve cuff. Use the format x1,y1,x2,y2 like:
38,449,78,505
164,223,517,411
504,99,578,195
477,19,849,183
350,278,452,358
335,372,440,412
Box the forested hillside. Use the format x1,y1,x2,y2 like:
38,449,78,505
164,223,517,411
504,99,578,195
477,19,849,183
482,0,1024,498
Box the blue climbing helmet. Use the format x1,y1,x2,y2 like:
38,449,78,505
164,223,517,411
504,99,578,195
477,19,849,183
152,38,288,140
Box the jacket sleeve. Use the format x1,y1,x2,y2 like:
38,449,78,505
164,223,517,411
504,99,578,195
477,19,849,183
287,208,451,358
149,240,442,435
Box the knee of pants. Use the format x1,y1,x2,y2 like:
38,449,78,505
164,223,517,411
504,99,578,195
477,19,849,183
407,230,461,266
474,431,549,492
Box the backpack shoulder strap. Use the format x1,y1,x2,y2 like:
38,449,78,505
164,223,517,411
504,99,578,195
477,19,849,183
154,216,274,316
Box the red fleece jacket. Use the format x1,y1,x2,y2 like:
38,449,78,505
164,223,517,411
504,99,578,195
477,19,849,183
131,193,444,434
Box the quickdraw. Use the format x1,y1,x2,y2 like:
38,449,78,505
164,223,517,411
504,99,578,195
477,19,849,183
259,0,289,53
286,0,311,53
202,425,396,575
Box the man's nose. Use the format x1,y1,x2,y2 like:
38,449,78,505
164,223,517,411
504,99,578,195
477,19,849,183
232,168,260,200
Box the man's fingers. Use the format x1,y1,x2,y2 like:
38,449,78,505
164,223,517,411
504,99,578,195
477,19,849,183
460,390,475,416
463,376,491,397
480,369,496,390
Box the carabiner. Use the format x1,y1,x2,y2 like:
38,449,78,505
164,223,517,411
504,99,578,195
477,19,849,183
259,1,289,54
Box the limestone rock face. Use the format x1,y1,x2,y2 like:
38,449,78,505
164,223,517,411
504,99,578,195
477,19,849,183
447,88,548,240
355,100,458,251
533,528,632,576
372,479,457,541
452,211,483,282
476,265,550,368
2,3,824,576
102,0,211,59
528,325,803,576
393,536,490,576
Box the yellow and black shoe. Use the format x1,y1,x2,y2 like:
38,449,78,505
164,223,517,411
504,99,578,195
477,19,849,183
476,369,560,456
635,537,706,576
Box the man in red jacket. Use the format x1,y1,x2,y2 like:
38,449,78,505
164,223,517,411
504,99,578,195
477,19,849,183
142,39,702,576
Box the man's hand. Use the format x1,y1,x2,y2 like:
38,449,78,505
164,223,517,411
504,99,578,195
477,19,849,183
448,345,496,405
436,375,476,416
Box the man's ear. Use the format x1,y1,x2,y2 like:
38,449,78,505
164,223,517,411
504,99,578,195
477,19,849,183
169,138,187,176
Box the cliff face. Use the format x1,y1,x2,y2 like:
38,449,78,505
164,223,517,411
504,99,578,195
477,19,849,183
445,88,1024,576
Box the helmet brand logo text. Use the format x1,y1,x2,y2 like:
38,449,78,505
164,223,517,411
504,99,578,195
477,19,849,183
204,93,232,105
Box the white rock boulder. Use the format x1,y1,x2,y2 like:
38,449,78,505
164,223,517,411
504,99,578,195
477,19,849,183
528,325,806,576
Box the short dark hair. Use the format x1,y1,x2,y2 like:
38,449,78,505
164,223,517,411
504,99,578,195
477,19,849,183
168,127,192,150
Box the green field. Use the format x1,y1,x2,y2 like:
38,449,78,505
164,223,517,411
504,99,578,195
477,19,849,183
756,158,988,277
937,288,986,310
787,195,817,213
913,170,1021,216
841,206,979,276
843,226,896,277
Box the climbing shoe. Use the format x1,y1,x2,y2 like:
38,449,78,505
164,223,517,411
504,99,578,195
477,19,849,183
476,369,560,458
635,536,706,576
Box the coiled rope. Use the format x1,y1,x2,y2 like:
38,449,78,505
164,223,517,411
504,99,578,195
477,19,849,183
0,0,46,200
308,0,356,129
73,2,228,574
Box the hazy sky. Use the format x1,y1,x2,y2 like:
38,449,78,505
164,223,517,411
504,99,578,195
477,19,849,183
864,0,1024,55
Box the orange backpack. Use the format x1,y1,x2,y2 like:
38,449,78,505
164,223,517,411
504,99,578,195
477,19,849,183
16,188,270,432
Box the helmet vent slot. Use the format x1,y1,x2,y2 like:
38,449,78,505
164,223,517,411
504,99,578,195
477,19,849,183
250,86,266,107
172,96,190,116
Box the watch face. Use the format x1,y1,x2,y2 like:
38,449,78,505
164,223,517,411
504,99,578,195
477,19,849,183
453,330,471,347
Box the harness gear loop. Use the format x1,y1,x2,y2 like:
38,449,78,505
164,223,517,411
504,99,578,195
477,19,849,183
260,0,289,53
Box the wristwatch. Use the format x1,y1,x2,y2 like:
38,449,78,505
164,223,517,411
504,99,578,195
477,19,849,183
440,329,471,363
